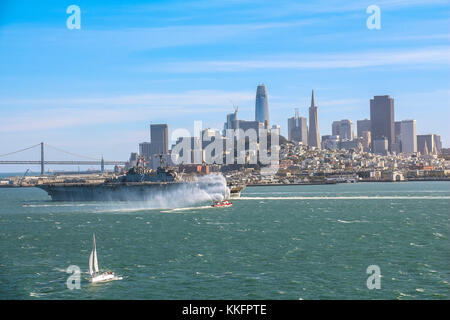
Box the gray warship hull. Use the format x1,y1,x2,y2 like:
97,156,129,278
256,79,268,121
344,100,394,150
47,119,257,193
37,182,197,201
37,181,243,201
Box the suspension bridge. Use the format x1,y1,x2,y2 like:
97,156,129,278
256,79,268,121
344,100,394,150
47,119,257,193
0,143,127,174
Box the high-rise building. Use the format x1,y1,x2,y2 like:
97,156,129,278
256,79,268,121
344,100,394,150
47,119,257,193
150,124,169,155
394,121,402,144
271,125,280,136
255,84,270,127
357,119,371,138
361,131,371,152
223,108,238,135
332,119,354,141
288,109,308,145
417,134,440,155
417,135,433,155
370,95,395,152
391,121,402,153
400,120,417,153
139,142,152,162
332,121,340,136
308,90,321,149
434,135,442,154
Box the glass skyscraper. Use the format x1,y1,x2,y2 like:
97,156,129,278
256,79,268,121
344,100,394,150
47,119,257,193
255,84,270,127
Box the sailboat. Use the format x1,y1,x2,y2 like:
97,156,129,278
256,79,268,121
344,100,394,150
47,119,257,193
89,233,120,283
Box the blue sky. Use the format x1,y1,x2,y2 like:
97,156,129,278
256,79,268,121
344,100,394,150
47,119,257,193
0,0,449,171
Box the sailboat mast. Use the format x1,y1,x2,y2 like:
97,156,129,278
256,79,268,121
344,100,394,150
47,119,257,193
93,233,99,274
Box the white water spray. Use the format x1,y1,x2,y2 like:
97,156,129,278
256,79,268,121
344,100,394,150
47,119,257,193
113,174,230,210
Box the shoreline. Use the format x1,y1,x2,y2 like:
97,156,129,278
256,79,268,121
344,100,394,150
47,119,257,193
1,179,450,189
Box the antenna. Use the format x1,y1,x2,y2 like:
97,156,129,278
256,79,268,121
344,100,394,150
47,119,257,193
295,108,299,118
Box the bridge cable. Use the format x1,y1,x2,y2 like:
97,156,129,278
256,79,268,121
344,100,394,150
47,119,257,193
0,143,41,158
44,143,99,161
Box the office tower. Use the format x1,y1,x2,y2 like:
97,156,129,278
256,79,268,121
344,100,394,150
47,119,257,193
373,137,389,155
255,84,270,127
139,142,152,162
400,120,417,153
357,119,371,138
434,135,442,154
332,121,340,136
361,131,371,152
308,90,321,149
223,108,238,135
271,125,280,136
341,120,354,141
150,124,169,155
394,121,402,144
147,124,169,169
417,134,439,155
391,121,402,153
332,119,354,141
370,95,395,151
288,109,308,145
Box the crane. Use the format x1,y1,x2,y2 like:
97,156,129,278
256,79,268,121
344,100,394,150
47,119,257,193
19,169,30,186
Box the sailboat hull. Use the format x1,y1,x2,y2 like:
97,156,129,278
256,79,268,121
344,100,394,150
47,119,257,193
91,273,116,283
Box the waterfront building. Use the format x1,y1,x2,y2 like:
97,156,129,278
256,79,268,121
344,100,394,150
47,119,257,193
370,95,395,152
308,90,321,149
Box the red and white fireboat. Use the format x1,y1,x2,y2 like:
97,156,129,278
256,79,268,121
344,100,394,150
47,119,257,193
211,200,232,208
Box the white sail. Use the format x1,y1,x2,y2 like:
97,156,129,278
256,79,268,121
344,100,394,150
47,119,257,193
93,234,99,274
89,250,94,276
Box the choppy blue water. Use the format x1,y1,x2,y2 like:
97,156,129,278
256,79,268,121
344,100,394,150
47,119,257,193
0,182,449,299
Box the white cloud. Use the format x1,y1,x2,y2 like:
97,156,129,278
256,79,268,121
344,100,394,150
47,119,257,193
155,47,450,73
0,90,254,132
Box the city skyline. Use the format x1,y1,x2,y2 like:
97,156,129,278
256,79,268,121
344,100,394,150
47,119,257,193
0,0,449,170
